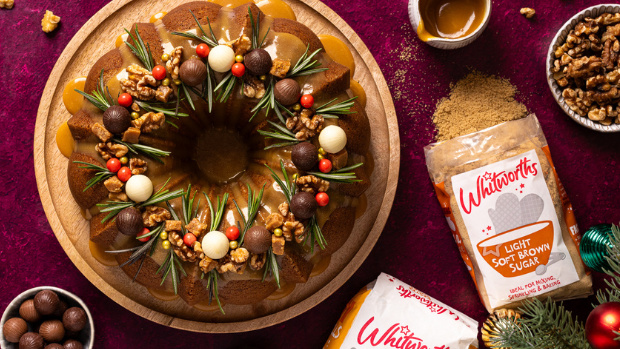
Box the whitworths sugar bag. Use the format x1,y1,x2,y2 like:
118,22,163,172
323,273,478,349
424,115,592,312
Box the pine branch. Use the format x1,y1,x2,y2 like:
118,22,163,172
171,10,218,47
204,192,229,232
287,45,328,77
113,138,171,164
233,183,265,245
74,69,114,112
124,27,155,71
598,224,620,305
315,96,358,119
72,161,114,192
308,163,363,183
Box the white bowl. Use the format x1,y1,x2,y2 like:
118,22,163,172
408,0,491,49
1,286,95,348
547,4,620,132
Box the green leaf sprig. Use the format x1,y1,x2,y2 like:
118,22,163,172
308,163,363,184
287,45,328,77
257,120,299,150
73,161,114,192
205,269,224,313
124,26,155,71
248,6,270,50
233,183,265,245
262,247,281,288
265,160,296,204
74,69,114,112
204,192,229,232
214,72,239,103
315,96,358,119
134,99,189,128
105,223,164,282
249,78,275,121
171,10,218,47
157,248,187,295
113,138,171,164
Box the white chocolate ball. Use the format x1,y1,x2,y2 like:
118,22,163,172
208,45,235,73
201,231,230,259
125,175,153,203
319,125,347,154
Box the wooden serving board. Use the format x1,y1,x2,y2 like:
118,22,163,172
34,0,399,332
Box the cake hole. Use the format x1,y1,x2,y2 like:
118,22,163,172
193,128,249,184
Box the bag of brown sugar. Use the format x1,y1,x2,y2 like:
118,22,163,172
424,114,592,312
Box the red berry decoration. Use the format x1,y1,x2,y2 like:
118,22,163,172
319,159,332,173
152,65,167,80
183,233,197,246
316,192,329,207
137,228,150,242
300,94,314,108
226,226,240,241
118,93,133,107
106,158,121,173
117,166,132,182
231,63,245,77
586,302,620,349
196,43,210,58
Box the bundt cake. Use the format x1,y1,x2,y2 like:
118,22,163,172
63,1,371,313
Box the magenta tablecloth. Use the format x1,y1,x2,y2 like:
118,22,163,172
0,0,616,347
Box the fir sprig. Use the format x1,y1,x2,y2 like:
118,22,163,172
171,10,218,47
73,161,114,192
204,192,229,232
262,247,281,288
157,248,187,295
248,6,269,50
214,72,238,103
265,160,296,203
257,121,299,150
124,27,155,71
287,45,328,77
308,163,363,183
315,96,358,119
74,69,114,112
205,269,224,313
597,224,620,305
113,138,171,164
233,183,265,245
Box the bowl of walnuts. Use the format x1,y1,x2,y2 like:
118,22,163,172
547,4,620,132
0,286,94,349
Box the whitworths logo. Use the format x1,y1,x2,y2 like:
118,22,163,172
356,317,449,349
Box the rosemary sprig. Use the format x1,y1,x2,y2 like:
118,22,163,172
105,223,164,282
168,184,202,235
250,78,275,121
73,161,114,192
265,160,296,203
257,121,300,150
205,269,224,313
113,138,171,164
233,183,265,245
185,64,215,112
315,96,358,119
308,163,363,183
305,216,327,253
180,82,196,111
214,72,238,103
204,192,229,232
156,248,187,294
74,69,114,112
171,10,218,47
134,100,190,119
124,27,155,71
248,6,270,50
262,247,281,288
287,45,328,78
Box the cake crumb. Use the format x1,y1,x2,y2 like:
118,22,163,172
432,71,528,142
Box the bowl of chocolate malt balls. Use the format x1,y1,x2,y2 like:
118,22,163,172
0,286,94,349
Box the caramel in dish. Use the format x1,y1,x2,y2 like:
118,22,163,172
148,287,180,301
62,76,86,115
55,122,75,158
88,240,118,266
417,0,486,41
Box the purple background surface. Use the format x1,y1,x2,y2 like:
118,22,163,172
0,0,616,347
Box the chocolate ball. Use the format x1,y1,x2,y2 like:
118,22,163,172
45,344,64,349
291,142,318,171
62,307,86,332
19,299,41,322
3,317,28,343
62,339,83,349
290,192,317,220
244,226,272,254
102,105,132,134
274,79,301,106
19,332,44,349
116,207,144,236
39,320,65,343
244,49,272,76
179,59,208,87
52,300,68,318
34,290,60,316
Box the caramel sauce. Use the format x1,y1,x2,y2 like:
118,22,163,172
194,128,249,184
55,122,75,158
62,76,86,115
310,254,331,277
349,79,367,108
148,288,180,301
115,33,129,48
89,240,118,266
194,299,226,312
256,0,296,20
318,34,355,77
364,150,375,176
354,193,368,219
149,11,168,24
266,281,296,300
417,0,486,41
208,0,252,8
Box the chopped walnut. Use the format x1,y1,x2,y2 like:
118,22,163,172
593,13,620,26
156,85,173,103
0,0,14,9
587,87,620,104
230,248,249,263
588,105,618,121
199,255,218,274
120,64,159,100
165,220,183,232
279,202,289,216
284,216,305,243
108,192,129,202
224,35,251,56
562,88,590,117
122,127,141,144
296,175,330,194
185,218,208,238
286,109,324,141
131,102,140,112
170,231,203,262
96,142,128,160
266,213,284,231
272,235,285,255
250,253,266,270
103,176,123,193
42,10,60,33
270,58,291,78
519,7,535,19
142,206,171,227
566,56,603,79
217,253,247,274
165,46,183,80
129,158,147,175
243,75,266,99
132,112,165,133
602,39,619,69
91,123,112,142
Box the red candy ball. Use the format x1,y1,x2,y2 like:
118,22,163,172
196,43,210,58
226,226,240,241
152,65,167,80
117,166,132,182
231,63,245,77
183,233,197,246
316,192,329,207
106,158,121,173
300,94,314,108
137,228,150,242
118,93,133,107
586,302,620,349
318,159,332,173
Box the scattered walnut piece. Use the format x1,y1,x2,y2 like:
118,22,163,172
122,127,141,144
108,192,129,202
103,176,123,193
170,231,202,262
217,253,246,274
250,253,266,270
266,213,284,231
0,0,14,9
91,123,112,142
142,206,171,227
230,248,249,263
286,109,324,141
42,10,60,32
519,7,535,19
120,64,159,100
165,220,183,232
296,175,330,194
156,85,173,103
278,203,289,217
165,46,183,80
185,218,208,238
131,102,140,112
243,75,266,99
272,235,285,255
270,58,291,78
132,112,165,133
199,256,218,274
224,35,251,56
96,142,128,160
129,158,147,175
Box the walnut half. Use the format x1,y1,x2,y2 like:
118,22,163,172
42,10,60,33
1,0,15,9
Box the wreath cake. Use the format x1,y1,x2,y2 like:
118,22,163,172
64,1,371,312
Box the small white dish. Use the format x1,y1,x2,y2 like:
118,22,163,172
547,4,620,132
1,286,95,349
408,0,491,49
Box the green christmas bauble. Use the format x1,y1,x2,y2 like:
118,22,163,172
580,224,614,273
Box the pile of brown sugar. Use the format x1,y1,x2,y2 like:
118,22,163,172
432,71,528,141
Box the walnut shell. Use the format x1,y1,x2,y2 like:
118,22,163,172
290,192,317,220
116,207,144,236
244,49,272,76
291,142,318,171
19,299,41,322
34,290,60,316
274,78,301,106
2,317,27,343
39,320,65,343
179,59,208,87
103,106,132,134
